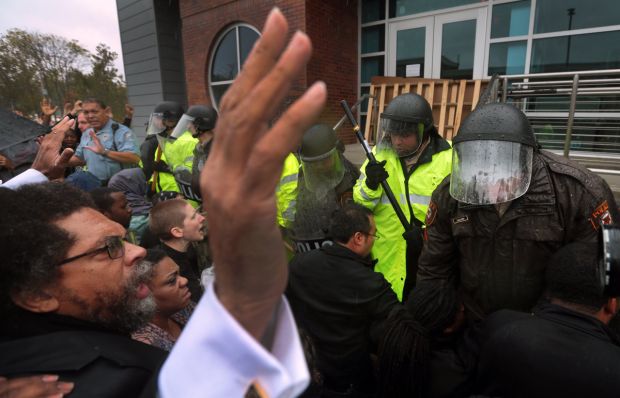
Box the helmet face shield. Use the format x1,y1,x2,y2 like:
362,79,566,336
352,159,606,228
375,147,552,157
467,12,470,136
378,115,424,157
301,148,344,199
146,113,166,136
171,114,196,139
449,140,533,205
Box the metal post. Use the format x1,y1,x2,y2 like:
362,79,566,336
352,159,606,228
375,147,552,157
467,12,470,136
563,74,579,158
501,77,508,103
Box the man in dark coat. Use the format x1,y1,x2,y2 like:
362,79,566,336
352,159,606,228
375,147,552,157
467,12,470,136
286,203,399,397
417,103,619,321
0,183,166,397
472,242,620,398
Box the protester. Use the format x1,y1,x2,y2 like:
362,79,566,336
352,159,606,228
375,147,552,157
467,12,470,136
132,249,195,351
472,242,620,398
1,9,324,396
108,168,153,243
149,198,205,300
377,280,471,398
0,183,166,397
90,187,132,229
286,203,399,396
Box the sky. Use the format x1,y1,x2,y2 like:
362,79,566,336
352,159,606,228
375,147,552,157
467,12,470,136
0,0,125,78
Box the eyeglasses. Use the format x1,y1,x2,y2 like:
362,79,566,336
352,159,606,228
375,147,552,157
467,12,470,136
58,236,125,266
364,231,380,240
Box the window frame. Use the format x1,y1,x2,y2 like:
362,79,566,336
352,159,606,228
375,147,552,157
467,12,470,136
208,23,261,110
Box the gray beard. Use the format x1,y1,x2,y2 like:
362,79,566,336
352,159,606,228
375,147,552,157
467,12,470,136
67,259,157,334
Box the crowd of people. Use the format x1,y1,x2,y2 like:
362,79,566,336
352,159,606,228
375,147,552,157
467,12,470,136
1,7,620,398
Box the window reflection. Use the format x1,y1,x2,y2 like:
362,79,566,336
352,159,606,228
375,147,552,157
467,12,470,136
534,0,620,34
531,31,620,73
491,0,530,38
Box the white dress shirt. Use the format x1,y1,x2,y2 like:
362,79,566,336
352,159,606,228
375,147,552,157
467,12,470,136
159,282,310,397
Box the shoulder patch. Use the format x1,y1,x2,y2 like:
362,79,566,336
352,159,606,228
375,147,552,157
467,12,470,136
590,200,613,230
425,200,438,227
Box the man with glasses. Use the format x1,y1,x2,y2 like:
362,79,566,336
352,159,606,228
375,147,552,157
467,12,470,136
0,183,165,396
0,8,327,397
286,203,399,397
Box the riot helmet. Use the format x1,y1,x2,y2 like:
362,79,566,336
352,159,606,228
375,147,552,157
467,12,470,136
379,93,434,157
449,103,537,205
172,104,218,139
299,124,344,199
146,101,184,136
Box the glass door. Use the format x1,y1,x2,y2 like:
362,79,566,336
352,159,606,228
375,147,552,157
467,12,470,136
387,7,487,79
387,17,433,78
432,8,487,79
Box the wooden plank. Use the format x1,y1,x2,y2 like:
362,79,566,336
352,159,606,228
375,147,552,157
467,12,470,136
471,80,481,110
438,81,449,137
416,82,424,95
402,83,411,94
454,79,467,133
392,83,400,99
364,85,376,142
427,82,435,108
446,82,459,140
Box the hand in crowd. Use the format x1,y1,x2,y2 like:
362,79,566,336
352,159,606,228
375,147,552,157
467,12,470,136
84,130,105,155
200,7,326,341
31,116,75,180
39,98,57,117
0,375,74,398
0,155,13,170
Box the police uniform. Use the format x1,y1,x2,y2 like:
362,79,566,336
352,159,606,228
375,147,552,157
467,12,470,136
354,131,452,300
418,150,619,321
75,120,138,182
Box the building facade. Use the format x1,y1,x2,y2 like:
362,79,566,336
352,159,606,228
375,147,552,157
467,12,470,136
117,0,620,145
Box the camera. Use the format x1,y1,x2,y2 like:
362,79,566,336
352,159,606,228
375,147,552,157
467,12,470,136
600,224,620,297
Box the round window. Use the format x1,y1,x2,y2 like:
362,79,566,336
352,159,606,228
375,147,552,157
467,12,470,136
209,24,260,108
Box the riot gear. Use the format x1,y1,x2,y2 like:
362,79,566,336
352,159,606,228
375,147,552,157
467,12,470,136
173,105,218,139
450,103,536,205
299,124,344,199
379,93,434,158
146,101,184,136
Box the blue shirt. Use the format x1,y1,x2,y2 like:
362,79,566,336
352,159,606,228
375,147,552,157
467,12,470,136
76,119,138,181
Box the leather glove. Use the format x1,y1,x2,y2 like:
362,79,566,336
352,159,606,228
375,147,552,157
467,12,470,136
153,160,171,173
365,160,389,190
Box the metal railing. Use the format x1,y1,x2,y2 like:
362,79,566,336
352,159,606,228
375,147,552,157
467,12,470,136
494,69,620,162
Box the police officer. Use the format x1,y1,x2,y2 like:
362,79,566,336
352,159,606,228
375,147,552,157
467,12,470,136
417,102,619,321
140,101,186,194
169,104,218,202
354,93,452,301
277,124,360,253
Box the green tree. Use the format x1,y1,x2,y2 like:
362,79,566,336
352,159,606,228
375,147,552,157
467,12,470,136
0,29,127,119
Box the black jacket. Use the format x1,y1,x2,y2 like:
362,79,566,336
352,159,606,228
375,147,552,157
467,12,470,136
472,303,620,398
0,309,167,397
418,151,619,320
286,244,399,389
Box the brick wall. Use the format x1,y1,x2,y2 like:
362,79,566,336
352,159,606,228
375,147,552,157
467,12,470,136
179,0,358,143
305,0,358,144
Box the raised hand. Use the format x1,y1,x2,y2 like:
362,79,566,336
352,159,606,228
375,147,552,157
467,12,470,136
199,8,327,340
84,130,105,155
40,98,58,117
31,116,76,179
